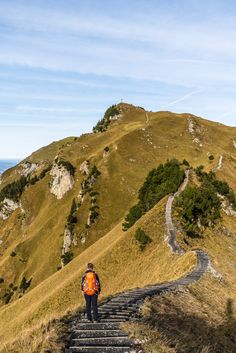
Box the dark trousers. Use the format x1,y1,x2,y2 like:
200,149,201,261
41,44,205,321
84,293,98,321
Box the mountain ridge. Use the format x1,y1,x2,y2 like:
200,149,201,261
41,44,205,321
0,103,236,351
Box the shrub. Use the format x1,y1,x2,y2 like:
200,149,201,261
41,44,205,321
90,191,99,197
67,199,77,224
182,159,190,166
208,154,215,161
123,204,143,230
123,160,185,230
0,277,4,284
3,291,13,304
176,184,221,236
93,105,119,133
61,251,73,265
19,276,32,294
195,166,236,210
135,228,152,250
10,251,16,257
104,146,110,152
57,159,75,176
90,165,101,179
29,165,52,186
0,176,28,202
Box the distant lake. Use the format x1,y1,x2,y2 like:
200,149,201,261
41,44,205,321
0,160,20,173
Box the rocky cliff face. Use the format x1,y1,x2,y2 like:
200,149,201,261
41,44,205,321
79,160,90,176
49,162,74,199
0,198,22,220
188,117,203,147
20,162,40,177
62,226,73,254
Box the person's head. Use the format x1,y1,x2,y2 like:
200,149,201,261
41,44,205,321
87,262,94,270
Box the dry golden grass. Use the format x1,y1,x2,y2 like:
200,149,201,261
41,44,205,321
124,275,236,353
1,104,236,349
0,199,196,347
1,317,65,353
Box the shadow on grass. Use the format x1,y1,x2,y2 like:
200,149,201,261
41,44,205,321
145,298,236,353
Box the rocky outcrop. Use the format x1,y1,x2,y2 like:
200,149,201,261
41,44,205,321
49,162,74,199
103,147,110,158
86,210,92,227
0,198,21,220
62,226,73,254
188,118,203,147
19,161,39,177
217,155,223,170
79,160,90,176
222,202,236,217
217,193,236,217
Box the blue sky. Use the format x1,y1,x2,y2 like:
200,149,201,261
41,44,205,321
0,0,236,158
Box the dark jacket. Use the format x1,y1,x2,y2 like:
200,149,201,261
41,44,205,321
81,270,101,294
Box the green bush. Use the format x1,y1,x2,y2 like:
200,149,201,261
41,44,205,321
0,176,28,202
29,165,52,185
123,160,185,230
66,199,78,233
176,184,221,237
135,228,152,250
194,166,236,210
208,154,215,161
90,165,101,179
182,159,190,166
122,204,143,230
93,105,119,133
3,291,13,304
19,276,32,294
57,159,76,176
67,199,77,224
61,251,73,265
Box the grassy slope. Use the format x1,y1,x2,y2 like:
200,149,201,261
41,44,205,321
0,103,236,347
0,200,196,345
124,172,236,352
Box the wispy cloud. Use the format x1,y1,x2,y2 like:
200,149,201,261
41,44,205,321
165,89,204,108
17,106,103,114
0,0,236,158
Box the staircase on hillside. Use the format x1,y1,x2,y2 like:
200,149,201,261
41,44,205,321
65,250,209,353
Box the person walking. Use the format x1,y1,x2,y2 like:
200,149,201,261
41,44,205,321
81,262,101,322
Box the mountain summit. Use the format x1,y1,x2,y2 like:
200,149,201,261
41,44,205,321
0,104,236,351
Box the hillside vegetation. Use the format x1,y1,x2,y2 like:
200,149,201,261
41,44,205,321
0,103,236,351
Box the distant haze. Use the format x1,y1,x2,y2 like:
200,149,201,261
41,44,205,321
0,0,236,158
0,159,20,173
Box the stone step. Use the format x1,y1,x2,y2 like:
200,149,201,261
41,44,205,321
100,319,127,323
99,308,133,313
72,329,129,338
67,346,134,353
99,311,131,316
99,316,131,320
98,304,129,311
105,301,131,306
71,336,131,346
75,322,122,330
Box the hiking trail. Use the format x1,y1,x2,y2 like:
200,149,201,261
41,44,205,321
65,170,211,353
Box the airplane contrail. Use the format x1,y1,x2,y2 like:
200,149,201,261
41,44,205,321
165,88,203,108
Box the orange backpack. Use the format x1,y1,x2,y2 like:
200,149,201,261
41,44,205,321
83,272,99,296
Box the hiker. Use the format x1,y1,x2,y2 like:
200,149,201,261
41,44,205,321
81,262,101,322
